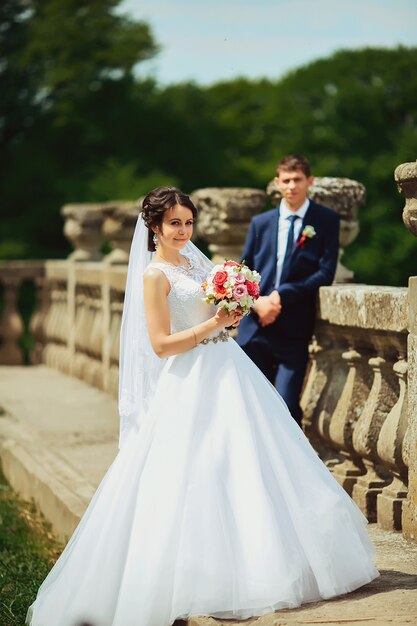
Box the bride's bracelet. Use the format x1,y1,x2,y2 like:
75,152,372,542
191,328,197,347
199,330,229,345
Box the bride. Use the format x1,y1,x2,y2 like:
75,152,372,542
27,186,379,626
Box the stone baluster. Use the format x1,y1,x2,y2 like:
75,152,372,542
108,294,124,397
87,288,104,388
328,347,369,494
267,176,365,283
29,275,48,365
0,275,24,365
351,355,397,521
102,201,141,264
191,188,266,263
42,283,57,367
376,356,409,530
73,290,90,378
395,159,417,540
61,204,105,262
301,328,345,464
71,284,104,388
57,289,70,345
43,281,69,370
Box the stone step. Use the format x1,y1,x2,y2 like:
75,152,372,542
0,414,96,541
0,364,118,541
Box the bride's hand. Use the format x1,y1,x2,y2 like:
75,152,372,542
214,307,244,329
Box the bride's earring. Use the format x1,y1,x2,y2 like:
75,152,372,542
153,233,158,249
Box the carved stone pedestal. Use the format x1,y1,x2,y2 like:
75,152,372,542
102,201,141,264
352,461,391,522
61,204,105,262
377,474,408,531
192,188,266,263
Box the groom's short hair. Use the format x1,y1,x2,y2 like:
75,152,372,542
276,155,311,177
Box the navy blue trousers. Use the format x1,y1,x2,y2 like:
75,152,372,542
241,333,309,426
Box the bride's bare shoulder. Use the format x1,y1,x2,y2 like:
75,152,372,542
144,265,164,278
143,265,170,291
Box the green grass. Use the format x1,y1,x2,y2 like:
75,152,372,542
0,467,63,626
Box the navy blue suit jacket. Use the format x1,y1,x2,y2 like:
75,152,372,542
237,200,340,346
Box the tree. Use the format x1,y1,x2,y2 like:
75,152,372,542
1,20,416,286
200,48,417,285
0,0,158,257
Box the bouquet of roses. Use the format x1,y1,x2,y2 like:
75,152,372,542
202,260,261,315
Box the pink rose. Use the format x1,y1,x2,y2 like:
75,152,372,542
246,280,259,297
234,272,245,284
233,284,248,300
224,260,240,267
212,270,228,286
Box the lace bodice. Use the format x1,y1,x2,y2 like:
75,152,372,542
149,252,216,334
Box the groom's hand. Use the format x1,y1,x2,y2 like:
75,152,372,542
254,292,281,326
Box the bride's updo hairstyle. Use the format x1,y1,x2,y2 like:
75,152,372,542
141,186,198,252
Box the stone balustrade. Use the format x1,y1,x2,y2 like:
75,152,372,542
1,172,417,540
42,260,126,395
301,285,408,532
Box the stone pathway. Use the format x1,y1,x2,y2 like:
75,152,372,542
189,525,417,625
0,365,416,626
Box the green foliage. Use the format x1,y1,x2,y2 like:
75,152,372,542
1,0,416,285
0,468,63,625
0,0,159,259
195,49,417,285
87,158,179,201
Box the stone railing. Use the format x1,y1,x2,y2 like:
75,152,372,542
301,285,408,533
42,261,126,397
0,178,362,368
1,172,417,541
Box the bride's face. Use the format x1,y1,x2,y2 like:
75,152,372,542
157,204,195,250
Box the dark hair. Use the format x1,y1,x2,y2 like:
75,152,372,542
276,155,311,178
141,186,198,251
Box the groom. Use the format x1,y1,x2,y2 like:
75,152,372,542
237,155,340,426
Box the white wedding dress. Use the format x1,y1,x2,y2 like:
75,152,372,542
27,252,379,626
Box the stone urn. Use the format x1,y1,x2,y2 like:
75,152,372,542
102,200,141,264
394,160,417,237
191,187,266,263
61,204,105,262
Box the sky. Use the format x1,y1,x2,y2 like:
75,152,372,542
119,0,417,85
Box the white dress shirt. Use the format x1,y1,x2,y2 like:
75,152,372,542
275,198,310,287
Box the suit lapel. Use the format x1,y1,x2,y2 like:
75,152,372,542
271,205,280,260
291,200,314,263
261,207,279,293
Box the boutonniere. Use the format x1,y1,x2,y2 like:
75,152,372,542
296,225,316,249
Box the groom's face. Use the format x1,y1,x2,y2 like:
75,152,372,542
274,168,314,210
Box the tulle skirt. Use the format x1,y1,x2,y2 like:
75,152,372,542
27,339,379,626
